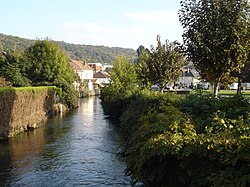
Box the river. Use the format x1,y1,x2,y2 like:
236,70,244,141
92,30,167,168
0,97,132,186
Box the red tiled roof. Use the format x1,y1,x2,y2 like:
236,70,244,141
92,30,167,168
70,60,93,71
94,71,110,78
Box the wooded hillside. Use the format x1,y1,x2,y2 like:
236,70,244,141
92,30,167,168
0,33,137,64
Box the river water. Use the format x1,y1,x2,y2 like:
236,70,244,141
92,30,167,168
0,97,132,186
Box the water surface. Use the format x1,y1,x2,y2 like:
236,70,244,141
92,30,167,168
0,97,131,186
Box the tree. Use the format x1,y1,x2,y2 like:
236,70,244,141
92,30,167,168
137,35,187,92
179,0,250,96
135,45,151,88
109,55,138,95
25,39,78,108
0,50,30,87
25,39,75,85
100,56,138,118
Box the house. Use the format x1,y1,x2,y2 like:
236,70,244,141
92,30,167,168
88,63,103,73
93,71,111,86
177,68,200,89
70,60,94,94
70,59,93,81
103,64,113,71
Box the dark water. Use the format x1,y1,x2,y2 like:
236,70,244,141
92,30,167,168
0,97,131,186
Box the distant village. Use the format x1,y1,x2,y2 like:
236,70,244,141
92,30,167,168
69,60,112,97
70,60,248,96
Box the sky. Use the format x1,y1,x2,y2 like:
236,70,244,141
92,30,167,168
1,0,183,50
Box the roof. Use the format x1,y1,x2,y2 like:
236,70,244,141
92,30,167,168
88,62,103,67
94,71,110,79
182,69,200,77
70,60,93,71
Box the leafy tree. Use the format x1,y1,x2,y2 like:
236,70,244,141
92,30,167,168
135,45,151,88
101,56,138,118
109,56,138,95
137,35,187,92
25,39,78,108
179,0,250,96
0,50,30,87
25,39,75,85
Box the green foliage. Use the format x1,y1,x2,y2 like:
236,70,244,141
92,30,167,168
0,51,31,87
0,86,60,95
101,56,139,119
24,39,78,108
102,90,250,186
25,39,75,85
0,33,137,65
120,90,182,139
56,79,78,109
0,33,34,52
110,56,138,94
136,36,187,91
178,90,217,132
0,76,12,87
179,0,250,96
58,41,137,64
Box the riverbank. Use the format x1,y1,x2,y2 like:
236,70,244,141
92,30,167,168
0,86,62,139
101,89,250,186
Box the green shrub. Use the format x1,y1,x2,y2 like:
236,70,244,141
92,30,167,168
118,90,250,186
124,104,196,186
56,80,78,109
178,90,217,132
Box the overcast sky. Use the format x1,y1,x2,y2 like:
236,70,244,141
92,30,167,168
1,0,183,49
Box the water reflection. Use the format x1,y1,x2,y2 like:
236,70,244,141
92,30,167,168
0,97,131,186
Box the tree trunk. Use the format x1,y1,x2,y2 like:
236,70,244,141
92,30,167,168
160,87,164,93
160,83,168,93
237,78,242,95
213,80,220,97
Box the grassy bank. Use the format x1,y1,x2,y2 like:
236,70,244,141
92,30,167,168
218,90,250,96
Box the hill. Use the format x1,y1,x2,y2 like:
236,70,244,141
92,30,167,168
0,33,137,64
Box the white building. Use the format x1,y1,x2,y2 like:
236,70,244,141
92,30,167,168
103,64,113,71
177,68,200,88
70,59,93,81
70,59,94,93
93,71,111,86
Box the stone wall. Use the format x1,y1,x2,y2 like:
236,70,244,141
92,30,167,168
0,87,59,139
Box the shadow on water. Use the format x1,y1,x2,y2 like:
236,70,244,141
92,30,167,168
0,88,16,185
0,97,132,186
0,110,72,186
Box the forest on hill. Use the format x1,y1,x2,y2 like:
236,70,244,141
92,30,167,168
0,33,137,64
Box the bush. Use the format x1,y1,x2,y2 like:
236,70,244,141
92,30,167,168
114,90,250,186
178,90,217,132
56,80,78,109
0,76,12,87
100,56,139,119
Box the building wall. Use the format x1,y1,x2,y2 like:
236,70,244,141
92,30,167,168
77,70,93,81
178,77,199,87
96,78,110,85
